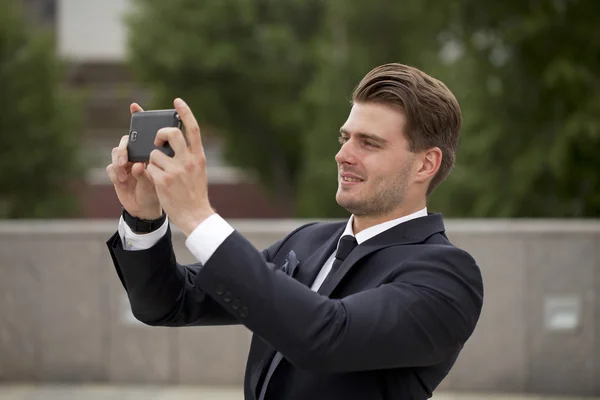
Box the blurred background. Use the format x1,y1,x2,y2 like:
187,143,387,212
1,0,599,398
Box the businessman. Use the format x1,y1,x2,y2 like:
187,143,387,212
106,63,484,400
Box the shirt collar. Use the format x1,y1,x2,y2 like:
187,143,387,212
340,207,428,245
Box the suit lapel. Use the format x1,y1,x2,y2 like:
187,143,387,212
318,213,446,297
294,223,345,288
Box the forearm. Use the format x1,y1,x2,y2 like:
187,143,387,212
107,226,237,326
139,261,240,327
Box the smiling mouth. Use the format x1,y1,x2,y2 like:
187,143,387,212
339,173,365,185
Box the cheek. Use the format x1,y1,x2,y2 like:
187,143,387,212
368,157,395,179
371,155,413,184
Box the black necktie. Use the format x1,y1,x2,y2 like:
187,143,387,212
257,234,358,400
320,234,358,289
334,235,359,271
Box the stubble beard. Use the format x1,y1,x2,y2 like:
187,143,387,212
337,172,409,218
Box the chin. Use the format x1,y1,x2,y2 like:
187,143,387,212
335,190,347,205
336,193,361,214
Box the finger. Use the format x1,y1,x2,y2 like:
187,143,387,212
106,164,127,189
131,162,155,189
130,103,144,115
117,135,129,166
111,147,119,166
174,98,203,155
115,135,133,181
111,145,129,169
148,148,176,172
146,162,168,186
106,163,118,184
109,148,124,186
154,127,187,157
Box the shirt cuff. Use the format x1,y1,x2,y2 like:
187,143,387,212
185,214,235,264
118,215,169,251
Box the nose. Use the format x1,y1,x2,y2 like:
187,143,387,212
335,140,357,166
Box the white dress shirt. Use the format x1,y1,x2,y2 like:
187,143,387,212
118,207,428,291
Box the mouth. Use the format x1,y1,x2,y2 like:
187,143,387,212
339,173,364,186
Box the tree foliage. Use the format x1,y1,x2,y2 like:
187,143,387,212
428,0,600,217
126,0,325,207
0,1,82,218
127,0,600,218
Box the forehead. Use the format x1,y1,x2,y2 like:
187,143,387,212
341,102,407,142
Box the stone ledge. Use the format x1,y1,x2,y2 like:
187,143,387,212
0,218,599,236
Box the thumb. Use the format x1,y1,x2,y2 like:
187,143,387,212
131,162,155,189
130,103,144,114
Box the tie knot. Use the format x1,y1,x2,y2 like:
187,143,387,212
335,235,358,261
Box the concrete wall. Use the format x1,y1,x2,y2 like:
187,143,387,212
0,219,598,396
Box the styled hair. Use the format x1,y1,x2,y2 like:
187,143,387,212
352,63,462,196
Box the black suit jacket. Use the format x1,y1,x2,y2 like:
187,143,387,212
107,213,484,400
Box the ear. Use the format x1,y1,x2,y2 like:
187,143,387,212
414,147,442,185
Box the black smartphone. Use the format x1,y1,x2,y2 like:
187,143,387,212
127,109,183,162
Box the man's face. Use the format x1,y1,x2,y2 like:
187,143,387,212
335,102,416,218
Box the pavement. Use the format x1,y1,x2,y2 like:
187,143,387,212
0,385,598,400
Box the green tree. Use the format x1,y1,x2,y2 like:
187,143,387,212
126,0,325,208
0,0,82,218
429,0,600,217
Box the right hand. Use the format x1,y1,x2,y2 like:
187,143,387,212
106,103,162,220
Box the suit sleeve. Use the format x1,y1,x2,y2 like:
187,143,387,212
107,224,249,326
193,231,484,372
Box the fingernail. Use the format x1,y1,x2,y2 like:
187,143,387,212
119,157,125,166
174,98,184,107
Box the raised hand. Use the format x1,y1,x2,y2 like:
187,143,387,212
106,103,162,221
145,98,214,236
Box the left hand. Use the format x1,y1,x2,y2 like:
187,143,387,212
146,98,215,236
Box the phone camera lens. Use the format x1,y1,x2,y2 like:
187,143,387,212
130,131,138,142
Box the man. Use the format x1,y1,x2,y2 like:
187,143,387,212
106,63,484,400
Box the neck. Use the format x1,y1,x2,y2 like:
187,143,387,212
351,199,426,235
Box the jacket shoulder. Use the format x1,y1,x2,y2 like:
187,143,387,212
421,233,478,265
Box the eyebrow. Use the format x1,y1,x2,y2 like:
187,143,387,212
339,128,389,146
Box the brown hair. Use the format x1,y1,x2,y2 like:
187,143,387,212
352,63,462,196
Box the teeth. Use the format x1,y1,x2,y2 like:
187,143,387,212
343,176,361,182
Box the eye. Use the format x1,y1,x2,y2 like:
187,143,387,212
338,135,348,144
364,140,378,148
